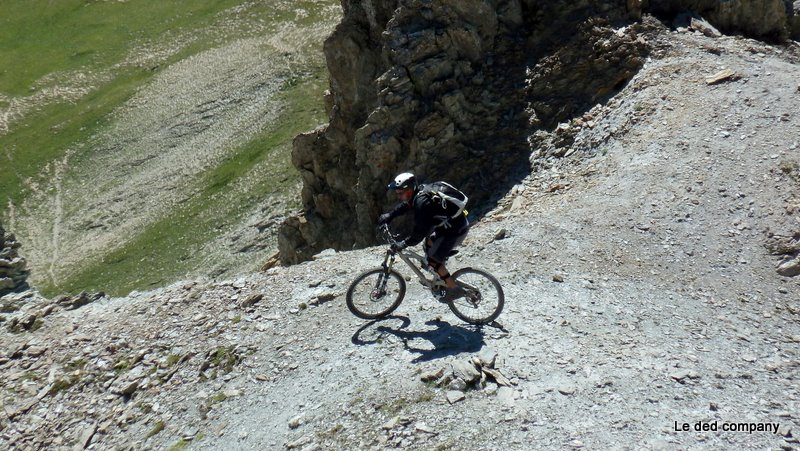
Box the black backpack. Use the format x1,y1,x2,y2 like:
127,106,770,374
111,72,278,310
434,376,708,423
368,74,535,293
420,181,469,219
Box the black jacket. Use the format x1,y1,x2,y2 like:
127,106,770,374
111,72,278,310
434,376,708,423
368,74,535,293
386,189,468,246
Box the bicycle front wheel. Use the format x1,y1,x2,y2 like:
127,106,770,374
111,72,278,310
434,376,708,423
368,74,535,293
448,268,504,325
346,268,406,320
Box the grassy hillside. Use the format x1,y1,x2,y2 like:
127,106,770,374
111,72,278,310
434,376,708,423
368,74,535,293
2,0,246,206
0,0,340,296
54,71,329,296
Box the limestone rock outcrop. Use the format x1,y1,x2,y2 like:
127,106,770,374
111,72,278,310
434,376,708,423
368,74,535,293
278,0,798,264
0,222,29,297
279,0,647,264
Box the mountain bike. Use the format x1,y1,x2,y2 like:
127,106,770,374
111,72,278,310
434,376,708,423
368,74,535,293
346,224,504,325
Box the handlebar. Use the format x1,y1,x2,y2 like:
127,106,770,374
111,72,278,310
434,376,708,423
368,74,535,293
376,223,399,246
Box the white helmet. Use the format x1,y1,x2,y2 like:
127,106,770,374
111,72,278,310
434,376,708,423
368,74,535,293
387,172,417,191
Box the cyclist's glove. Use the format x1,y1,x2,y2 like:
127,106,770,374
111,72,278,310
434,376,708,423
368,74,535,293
378,213,392,225
390,240,406,252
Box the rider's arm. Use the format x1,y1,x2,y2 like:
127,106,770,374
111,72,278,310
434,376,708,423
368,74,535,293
382,201,411,224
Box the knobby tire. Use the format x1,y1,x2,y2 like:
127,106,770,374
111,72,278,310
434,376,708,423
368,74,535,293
447,267,504,325
346,268,406,320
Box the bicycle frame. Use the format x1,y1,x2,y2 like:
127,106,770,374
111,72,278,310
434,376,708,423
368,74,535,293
376,225,445,292
380,247,445,292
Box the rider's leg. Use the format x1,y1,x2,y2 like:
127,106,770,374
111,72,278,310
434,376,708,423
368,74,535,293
437,264,457,289
427,230,467,289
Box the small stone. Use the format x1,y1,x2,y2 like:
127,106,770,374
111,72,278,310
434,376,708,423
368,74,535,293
288,415,303,429
478,349,498,368
420,368,444,383
448,379,467,391
670,369,696,383
182,427,199,440
777,256,800,277
76,423,97,449
451,360,481,384
482,367,512,386
382,416,400,430
286,435,312,449
239,293,262,308
595,380,613,388
435,372,454,388
398,416,414,426
705,69,737,85
415,422,437,434
112,380,139,396
690,17,721,37
446,390,465,404
313,292,336,305
553,274,564,283
558,385,576,395
26,346,47,357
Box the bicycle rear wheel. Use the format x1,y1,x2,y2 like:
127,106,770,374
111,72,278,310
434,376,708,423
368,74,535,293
447,268,504,325
346,268,406,320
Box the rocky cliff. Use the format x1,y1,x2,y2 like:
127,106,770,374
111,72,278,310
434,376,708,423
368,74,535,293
278,0,799,264
0,222,28,297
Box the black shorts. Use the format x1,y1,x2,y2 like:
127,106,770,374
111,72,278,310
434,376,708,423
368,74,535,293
427,220,469,264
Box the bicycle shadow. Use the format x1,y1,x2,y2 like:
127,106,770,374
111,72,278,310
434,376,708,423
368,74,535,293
351,316,485,363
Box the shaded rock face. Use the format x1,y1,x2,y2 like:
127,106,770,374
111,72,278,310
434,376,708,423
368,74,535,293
0,222,29,297
792,0,800,39
278,0,796,264
279,0,646,264
647,0,790,40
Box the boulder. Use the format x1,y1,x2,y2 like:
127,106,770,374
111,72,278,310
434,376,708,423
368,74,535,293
0,222,30,297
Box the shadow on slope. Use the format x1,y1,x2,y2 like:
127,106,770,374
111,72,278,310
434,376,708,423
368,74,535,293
351,316,485,363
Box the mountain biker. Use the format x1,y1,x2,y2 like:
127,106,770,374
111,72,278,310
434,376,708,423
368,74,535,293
378,172,469,303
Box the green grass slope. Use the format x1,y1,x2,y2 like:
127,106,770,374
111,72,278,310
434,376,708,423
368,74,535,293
0,0,340,296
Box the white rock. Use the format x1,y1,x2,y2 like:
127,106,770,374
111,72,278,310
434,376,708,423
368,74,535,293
446,391,465,404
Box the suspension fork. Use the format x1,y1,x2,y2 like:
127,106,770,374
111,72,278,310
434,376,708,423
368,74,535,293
374,251,396,294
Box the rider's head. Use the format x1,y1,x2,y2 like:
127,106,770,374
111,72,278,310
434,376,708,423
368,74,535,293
388,172,417,203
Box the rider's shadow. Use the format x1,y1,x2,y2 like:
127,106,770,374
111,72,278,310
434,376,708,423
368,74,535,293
351,316,485,363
